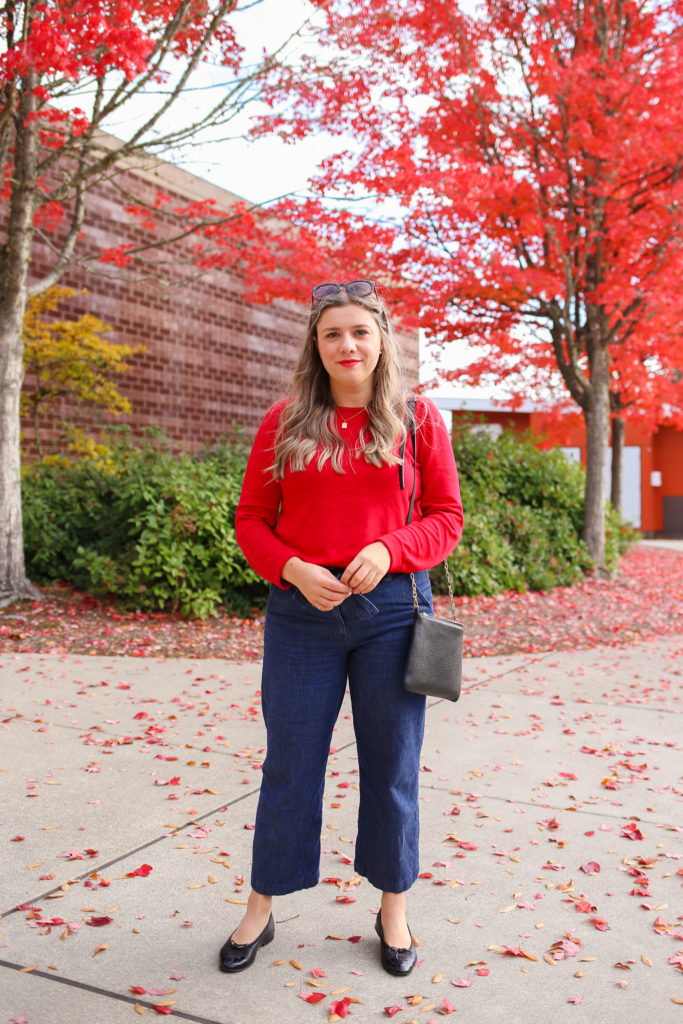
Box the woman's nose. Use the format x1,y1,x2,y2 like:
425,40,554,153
339,332,356,351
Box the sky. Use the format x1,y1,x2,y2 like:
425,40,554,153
166,0,334,205
95,0,331,206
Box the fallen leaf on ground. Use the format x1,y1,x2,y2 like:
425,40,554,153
499,946,537,961
125,864,153,878
330,997,352,1018
299,992,326,1004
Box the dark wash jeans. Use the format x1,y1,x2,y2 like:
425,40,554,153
251,569,433,896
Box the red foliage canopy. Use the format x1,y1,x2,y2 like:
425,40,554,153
0,1,274,291
256,0,683,432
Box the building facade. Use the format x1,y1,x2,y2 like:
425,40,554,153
21,148,419,455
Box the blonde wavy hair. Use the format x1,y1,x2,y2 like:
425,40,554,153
272,289,409,478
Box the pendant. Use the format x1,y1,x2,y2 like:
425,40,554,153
341,421,348,429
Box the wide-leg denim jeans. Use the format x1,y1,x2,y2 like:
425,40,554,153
251,569,432,896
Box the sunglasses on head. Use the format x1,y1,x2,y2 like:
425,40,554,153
311,279,377,303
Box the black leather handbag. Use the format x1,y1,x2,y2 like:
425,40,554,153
400,399,463,702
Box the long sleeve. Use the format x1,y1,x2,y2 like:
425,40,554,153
235,402,303,585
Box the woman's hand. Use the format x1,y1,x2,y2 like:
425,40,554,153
341,541,391,594
282,557,352,611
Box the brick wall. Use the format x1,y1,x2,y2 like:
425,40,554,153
21,150,418,455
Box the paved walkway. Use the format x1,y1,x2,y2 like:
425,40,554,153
1,634,681,1023
638,539,683,552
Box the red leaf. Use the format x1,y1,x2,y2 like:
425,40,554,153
499,946,537,961
330,997,352,1017
130,986,147,994
589,916,611,931
86,916,113,927
620,822,644,840
384,1007,404,1018
653,915,680,936
347,935,362,943
579,861,600,874
548,934,581,960
298,991,326,1004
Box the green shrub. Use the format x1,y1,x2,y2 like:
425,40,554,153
22,434,266,618
432,424,636,597
22,456,116,581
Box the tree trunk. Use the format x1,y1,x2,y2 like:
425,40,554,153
0,316,40,605
0,74,41,606
581,344,611,574
610,415,625,510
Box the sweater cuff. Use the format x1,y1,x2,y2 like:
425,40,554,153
273,549,302,590
377,532,400,573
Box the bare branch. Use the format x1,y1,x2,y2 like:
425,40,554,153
26,178,86,300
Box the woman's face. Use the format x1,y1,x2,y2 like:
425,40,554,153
315,303,382,404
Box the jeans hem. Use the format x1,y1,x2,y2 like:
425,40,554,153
354,862,419,894
251,875,320,897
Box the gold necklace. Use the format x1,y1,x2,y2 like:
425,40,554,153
337,406,366,429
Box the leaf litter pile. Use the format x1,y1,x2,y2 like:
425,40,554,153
1,545,681,660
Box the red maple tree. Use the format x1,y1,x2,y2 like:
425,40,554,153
257,0,683,568
0,0,302,605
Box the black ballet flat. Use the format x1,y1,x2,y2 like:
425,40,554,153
219,913,275,972
375,910,418,976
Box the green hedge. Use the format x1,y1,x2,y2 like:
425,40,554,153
22,424,637,617
431,425,636,596
22,435,263,619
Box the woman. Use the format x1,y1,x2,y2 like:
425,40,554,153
222,279,463,975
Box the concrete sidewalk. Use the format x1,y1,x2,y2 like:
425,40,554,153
638,539,683,552
1,638,681,1024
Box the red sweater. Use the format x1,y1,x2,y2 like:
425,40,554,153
235,397,464,586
